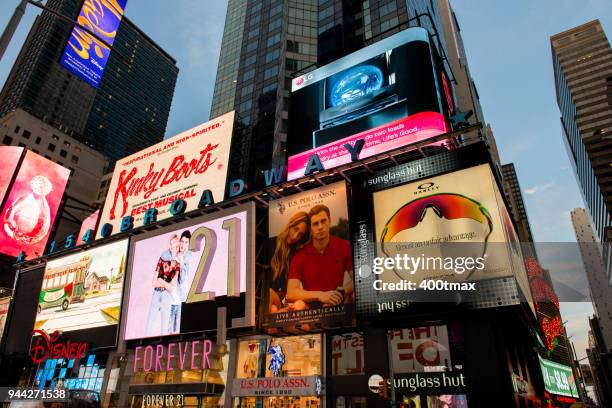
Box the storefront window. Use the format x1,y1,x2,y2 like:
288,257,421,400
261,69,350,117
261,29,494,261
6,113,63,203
233,335,322,408
388,325,452,373
388,325,468,405
34,353,106,393
330,332,364,376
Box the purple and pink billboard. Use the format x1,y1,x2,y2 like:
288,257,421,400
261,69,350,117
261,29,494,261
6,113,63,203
0,149,70,259
288,27,453,180
123,204,254,340
60,0,128,88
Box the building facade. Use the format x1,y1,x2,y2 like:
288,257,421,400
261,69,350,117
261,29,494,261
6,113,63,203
0,108,108,241
0,0,178,163
571,208,612,351
551,20,612,242
210,0,485,188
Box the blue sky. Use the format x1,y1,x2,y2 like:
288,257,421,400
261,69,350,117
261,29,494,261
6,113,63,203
1,0,610,362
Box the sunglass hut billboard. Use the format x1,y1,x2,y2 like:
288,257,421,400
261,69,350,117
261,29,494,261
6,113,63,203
353,163,529,318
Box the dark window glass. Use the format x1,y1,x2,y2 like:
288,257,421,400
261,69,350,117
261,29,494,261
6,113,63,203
35,137,41,144
22,130,31,139
60,149,68,158
48,143,56,152
71,155,79,164
3,135,13,145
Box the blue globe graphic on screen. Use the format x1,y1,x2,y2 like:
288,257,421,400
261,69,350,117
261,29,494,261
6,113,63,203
330,65,384,107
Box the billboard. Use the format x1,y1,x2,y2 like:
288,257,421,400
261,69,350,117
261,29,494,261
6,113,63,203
353,161,532,318
0,150,70,259
34,239,128,332
98,111,235,238
372,164,517,287
59,0,128,88
0,146,24,205
288,27,452,180
538,356,579,398
76,209,99,245
265,182,355,328
123,204,254,340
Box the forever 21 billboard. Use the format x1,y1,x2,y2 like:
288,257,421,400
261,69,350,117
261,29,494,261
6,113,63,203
123,203,255,340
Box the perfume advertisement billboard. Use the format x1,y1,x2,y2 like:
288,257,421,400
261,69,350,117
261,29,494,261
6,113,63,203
264,182,355,328
288,27,452,180
123,204,254,340
97,111,235,238
59,0,128,88
34,239,129,333
0,150,70,259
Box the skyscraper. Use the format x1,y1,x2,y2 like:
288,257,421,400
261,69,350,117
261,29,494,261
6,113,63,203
572,207,612,406
502,163,535,246
551,20,612,242
211,0,476,188
0,0,178,163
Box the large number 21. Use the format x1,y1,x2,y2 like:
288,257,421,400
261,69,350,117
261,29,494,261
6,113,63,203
186,217,242,303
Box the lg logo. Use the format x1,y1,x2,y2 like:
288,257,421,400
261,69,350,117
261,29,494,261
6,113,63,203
295,73,314,87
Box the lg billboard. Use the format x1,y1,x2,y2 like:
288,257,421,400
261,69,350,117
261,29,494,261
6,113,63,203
288,27,453,180
98,111,235,237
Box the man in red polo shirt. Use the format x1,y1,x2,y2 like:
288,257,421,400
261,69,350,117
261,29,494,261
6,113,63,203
286,204,354,307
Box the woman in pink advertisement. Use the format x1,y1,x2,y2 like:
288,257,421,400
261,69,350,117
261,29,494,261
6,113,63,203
145,234,182,336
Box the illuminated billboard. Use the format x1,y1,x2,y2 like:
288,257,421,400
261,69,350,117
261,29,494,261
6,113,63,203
76,209,99,245
288,27,452,180
34,239,129,332
538,356,579,398
59,0,128,88
123,203,254,340
372,164,517,285
97,111,235,238
354,161,531,318
0,150,70,259
264,182,355,328
0,146,24,205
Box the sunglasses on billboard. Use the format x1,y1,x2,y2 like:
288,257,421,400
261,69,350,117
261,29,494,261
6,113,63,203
380,193,493,280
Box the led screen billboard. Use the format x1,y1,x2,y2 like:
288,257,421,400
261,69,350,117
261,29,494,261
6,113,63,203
0,151,70,259
59,0,128,88
98,111,235,238
353,161,532,318
265,182,355,328
372,164,517,286
288,27,452,180
123,203,254,340
34,239,128,332
76,209,99,245
0,146,24,206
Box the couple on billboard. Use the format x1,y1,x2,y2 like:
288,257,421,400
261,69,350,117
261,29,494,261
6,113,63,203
269,204,354,314
145,230,192,336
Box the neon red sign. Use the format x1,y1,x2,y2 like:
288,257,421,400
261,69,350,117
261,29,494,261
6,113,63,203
30,330,88,364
